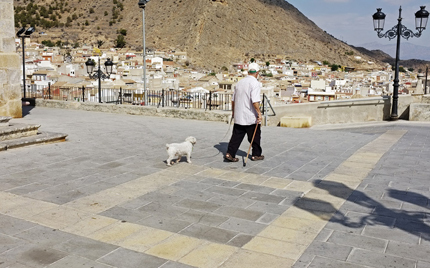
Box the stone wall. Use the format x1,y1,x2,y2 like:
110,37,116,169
0,0,22,118
35,99,232,123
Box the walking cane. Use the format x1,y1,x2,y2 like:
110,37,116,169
244,124,259,167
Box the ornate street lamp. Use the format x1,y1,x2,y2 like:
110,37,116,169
373,6,429,119
85,57,114,103
138,0,150,106
16,27,35,99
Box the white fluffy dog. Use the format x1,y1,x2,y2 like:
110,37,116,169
166,136,197,166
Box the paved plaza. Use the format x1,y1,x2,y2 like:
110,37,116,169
0,106,429,268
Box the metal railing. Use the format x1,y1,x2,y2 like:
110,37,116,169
22,84,233,111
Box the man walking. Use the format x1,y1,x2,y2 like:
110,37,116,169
225,62,264,162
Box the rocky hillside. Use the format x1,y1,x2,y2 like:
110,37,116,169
14,0,382,70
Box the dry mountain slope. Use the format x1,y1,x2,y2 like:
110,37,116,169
14,0,380,70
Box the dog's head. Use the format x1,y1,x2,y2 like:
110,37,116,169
185,136,197,145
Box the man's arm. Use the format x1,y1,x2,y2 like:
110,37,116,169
231,101,235,118
253,102,262,124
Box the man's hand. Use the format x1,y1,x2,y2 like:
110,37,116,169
256,113,262,124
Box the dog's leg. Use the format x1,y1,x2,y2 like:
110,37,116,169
176,155,182,163
186,152,192,163
166,156,173,166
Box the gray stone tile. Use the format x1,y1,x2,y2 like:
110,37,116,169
0,215,36,236
14,226,77,248
314,228,333,242
175,199,222,213
270,189,303,198
46,255,111,268
205,186,247,197
52,236,118,261
234,183,274,194
418,261,430,268
176,210,228,227
0,234,26,254
246,200,289,215
294,198,338,213
219,218,265,235
180,223,238,244
160,261,196,268
256,213,278,225
138,215,191,233
214,206,264,221
170,188,216,201
172,181,212,191
327,231,387,252
138,203,189,217
227,234,253,248
241,191,285,204
363,225,421,244
99,206,150,223
98,248,167,268
348,248,416,268
307,256,371,268
137,192,184,206
304,241,353,261
386,240,430,263
207,194,255,209
0,244,67,268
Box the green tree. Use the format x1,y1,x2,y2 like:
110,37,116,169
266,61,270,68
89,7,94,14
221,66,228,72
115,35,126,48
408,68,414,72
119,28,127,36
331,64,340,71
250,58,255,63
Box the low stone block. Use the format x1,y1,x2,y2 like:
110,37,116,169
280,116,312,128
410,103,430,121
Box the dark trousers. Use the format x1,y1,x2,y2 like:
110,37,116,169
227,124,262,158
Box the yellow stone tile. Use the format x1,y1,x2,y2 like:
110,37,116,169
29,207,93,229
282,206,334,221
180,242,237,268
196,168,229,178
243,236,307,260
304,190,347,207
272,216,326,233
332,165,371,177
341,159,375,169
64,192,131,214
88,221,146,244
145,235,204,261
6,200,58,218
220,249,295,268
169,164,208,175
119,228,173,252
240,174,269,185
258,225,318,245
261,177,293,189
323,173,361,183
0,193,33,213
217,171,248,182
284,180,313,193
61,215,118,236
347,152,384,164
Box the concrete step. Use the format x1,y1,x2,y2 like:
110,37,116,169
0,116,12,127
0,123,41,141
0,131,68,151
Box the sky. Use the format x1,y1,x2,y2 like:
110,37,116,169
286,0,430,48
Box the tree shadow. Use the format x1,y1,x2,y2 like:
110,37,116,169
293,180,430,241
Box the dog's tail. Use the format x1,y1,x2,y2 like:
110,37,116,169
166,144,170,150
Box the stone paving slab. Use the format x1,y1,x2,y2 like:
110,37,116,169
1,107,430,267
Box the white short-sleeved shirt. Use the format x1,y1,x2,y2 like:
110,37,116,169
232,75,261,125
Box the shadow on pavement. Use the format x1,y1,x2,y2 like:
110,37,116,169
294,180,430,241
22,105,35,117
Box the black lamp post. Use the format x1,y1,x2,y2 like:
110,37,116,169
85,57,113,103
138,0,150,106
373,6,429,119
16,27,35,99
